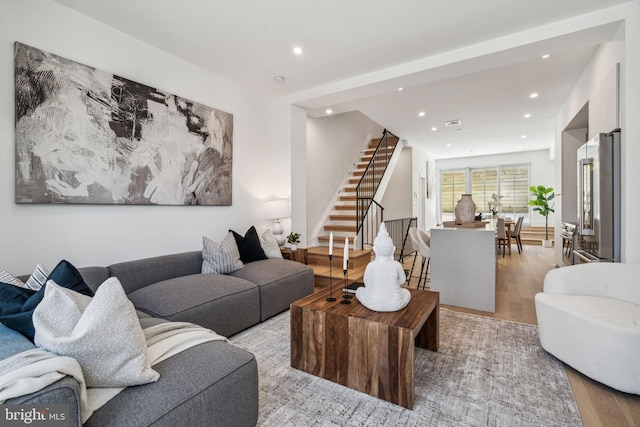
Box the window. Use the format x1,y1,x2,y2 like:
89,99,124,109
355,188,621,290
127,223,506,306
439,164,530,223
440,169,465,222
499,165,530,220
471,168,498,215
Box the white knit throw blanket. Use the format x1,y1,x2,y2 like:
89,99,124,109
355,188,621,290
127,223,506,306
0,322,227,423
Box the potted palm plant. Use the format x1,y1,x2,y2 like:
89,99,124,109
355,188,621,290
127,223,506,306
529,185,555,247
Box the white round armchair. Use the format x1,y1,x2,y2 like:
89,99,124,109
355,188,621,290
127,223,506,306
535,262,640,394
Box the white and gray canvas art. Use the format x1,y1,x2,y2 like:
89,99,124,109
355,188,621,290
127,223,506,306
15,42,233,205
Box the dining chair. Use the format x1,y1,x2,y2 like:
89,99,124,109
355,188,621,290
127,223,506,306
510,216,524,253
408,227,431,289
495,218,507,257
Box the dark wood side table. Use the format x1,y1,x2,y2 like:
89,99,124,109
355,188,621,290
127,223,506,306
281,247,308,264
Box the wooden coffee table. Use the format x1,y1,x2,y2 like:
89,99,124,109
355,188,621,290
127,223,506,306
290,287,439,409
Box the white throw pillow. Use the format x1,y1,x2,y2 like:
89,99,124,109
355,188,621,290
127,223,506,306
260,229,283,259
202,233,244,274
33,278,159,388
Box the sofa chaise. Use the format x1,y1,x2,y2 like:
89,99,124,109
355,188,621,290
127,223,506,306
1,250,315,426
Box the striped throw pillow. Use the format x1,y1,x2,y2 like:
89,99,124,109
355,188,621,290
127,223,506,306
25,263,50,290
0,264,50,290
202,233,244,274
0,268,25,287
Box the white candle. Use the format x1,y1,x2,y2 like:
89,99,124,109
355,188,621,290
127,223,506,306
328,232,333,256
343,237,349,270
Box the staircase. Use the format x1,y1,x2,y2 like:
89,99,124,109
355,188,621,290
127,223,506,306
318,132,399,249
308,130,400,288
307,246,372,289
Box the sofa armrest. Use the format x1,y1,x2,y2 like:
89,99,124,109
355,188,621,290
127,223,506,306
543,263,640,305
5,377,82,427
1,324,82,426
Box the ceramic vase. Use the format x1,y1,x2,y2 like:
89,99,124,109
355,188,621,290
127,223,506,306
455,194,476,223
290,244,297,251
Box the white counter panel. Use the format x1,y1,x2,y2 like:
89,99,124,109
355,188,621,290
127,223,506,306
430,227,496,312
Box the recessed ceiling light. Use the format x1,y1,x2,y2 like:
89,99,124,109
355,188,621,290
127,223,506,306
518,145,523,149
542,54,550,59
530,92,539,99
273,76,285,83
418,112,426,117
293,46,303,55
431,127,437,131
521,135,527,139
325,109,333,114
524,113,531,118
398,87,403,91
446,143,451,147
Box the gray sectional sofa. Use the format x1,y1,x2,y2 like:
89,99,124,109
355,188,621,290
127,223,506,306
2,251,315,426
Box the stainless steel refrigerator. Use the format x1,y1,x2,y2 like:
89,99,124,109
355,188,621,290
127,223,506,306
574,129,621,263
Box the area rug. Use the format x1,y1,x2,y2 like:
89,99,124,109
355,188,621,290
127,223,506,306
229,309,582,426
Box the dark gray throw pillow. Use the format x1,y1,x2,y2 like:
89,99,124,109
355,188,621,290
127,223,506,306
230,226,268,264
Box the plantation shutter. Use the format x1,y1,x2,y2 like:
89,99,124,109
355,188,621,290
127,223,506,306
500,165,530,220
440,170,466,220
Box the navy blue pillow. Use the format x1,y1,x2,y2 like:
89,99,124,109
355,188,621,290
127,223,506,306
0,260,94,341
230,226,268,264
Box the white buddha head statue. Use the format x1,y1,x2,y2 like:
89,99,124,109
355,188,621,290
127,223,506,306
373,222,395,261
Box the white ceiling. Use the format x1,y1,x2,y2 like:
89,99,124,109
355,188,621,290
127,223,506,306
53,0,628,159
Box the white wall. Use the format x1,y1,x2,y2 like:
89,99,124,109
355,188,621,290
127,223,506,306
409,143,437,230
306,111,383,240
435,149,555,226
622,1,640,262
0,0,278,273
553,26,640,263
380,147,413,221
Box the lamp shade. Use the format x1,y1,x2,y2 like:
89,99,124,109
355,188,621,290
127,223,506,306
265,198,290,220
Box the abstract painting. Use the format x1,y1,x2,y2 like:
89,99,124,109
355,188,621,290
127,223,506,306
14,42,233,205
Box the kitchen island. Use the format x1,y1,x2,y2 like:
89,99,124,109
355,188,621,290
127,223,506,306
429,222,496,312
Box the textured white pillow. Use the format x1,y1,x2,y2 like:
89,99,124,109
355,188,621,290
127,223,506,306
202,233,244,274
33,278,159,388
260,229,283,259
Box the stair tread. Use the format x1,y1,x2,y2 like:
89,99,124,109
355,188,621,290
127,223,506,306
334,205,355,210
329,214,356,221
325,224,357,232
317,234,359,241
311,264,367,278
307,246,372,257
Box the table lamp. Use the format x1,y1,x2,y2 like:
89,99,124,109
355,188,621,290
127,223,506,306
265,198,290,246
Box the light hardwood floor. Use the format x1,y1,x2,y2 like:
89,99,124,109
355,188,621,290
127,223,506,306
404,245,640,427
